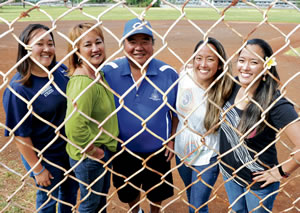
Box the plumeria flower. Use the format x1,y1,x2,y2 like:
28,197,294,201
265,57,277,69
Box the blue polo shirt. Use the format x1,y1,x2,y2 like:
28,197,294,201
103,58,178,153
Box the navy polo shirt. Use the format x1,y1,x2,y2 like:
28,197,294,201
103,58,178,153
3,64,69,160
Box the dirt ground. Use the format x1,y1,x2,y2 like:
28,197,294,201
0,20,299,212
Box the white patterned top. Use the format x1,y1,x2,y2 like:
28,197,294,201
175,68,219,166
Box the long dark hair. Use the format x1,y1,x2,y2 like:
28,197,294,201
17,24,56,87
238,38,280,135
193,37,233,133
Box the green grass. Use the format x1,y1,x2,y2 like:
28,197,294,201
0,159,35,212
284,47,300,56
0,198,24,213
0,199,24,213
0,6,299,23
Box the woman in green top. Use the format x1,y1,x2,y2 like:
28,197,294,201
65,23,119,213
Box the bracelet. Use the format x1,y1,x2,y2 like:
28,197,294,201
33,166,46,176
278,165,290,178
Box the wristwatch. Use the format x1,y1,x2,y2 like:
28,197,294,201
278,165,290,178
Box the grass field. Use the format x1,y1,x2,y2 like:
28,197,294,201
284,47,300,56
0,5,300,23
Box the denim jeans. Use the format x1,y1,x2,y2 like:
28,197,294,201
69,147,112,213
21,155,78,213
176,156,219,213
223,176,280,213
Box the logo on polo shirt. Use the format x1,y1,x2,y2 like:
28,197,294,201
149,89,161,101
41,85,54,97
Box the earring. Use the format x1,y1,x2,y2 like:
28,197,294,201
262,74,266,82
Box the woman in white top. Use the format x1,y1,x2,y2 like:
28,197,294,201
175,37,233,213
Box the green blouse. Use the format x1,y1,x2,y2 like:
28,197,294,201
65,73,119,160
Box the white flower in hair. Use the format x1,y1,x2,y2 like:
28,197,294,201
265,57,277,69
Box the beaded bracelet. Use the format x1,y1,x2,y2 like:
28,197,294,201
33,166,46,176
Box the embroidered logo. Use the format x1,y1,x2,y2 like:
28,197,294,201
149,89,161,101
41,85,54,97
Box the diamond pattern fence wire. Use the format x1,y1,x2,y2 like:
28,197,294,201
0,0,299,212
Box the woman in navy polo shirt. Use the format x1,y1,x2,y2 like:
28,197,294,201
3,24,78,212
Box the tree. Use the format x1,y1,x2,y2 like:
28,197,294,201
126,0,160,7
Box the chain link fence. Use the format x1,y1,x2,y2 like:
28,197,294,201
0,0,299,212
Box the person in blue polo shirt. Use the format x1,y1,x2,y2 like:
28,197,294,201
103,18,179,213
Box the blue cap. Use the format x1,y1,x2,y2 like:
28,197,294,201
123,18,153,39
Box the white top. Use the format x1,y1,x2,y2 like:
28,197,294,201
174,68,219,166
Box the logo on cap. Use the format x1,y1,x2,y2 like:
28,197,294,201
123,18,153,38
132,22,147,31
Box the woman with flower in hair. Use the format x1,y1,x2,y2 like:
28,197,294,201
219,38,300,212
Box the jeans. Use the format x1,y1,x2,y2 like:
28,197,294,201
69,147,112,213
176,156,219,213
223,176,280,213
21,155,78,213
